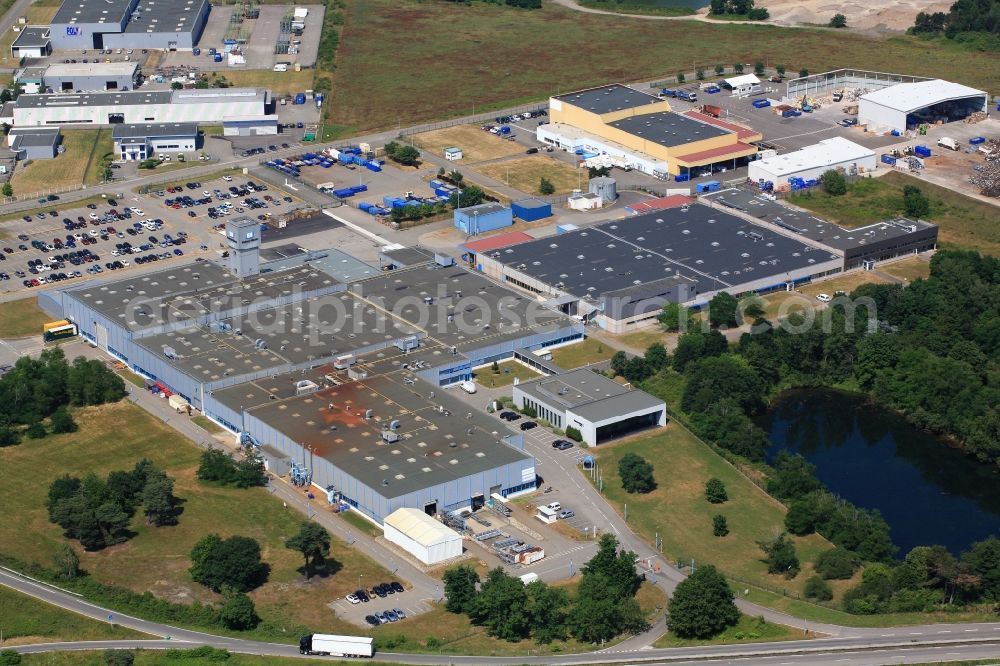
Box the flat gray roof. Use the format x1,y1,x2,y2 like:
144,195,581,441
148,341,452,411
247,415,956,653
64,260,339,332
608,111,731,149
112,122,199,140
493,203,838,299
12,26,50,48
45,62,138,78
123,0,208,35
237,373,531,499
15,88,266,110
53,0,132,26
17,66,47,80
350,263,573,352
516,367,663,421
457,203,507,215
702,189,938,253
261,246,381,283
380,246,433,268
10,127,60,148
555,84,662,115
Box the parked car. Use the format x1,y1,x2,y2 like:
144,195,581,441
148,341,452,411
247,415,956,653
520,421,537,431
346,594,360,604
559,510,575,520
390,581,404,593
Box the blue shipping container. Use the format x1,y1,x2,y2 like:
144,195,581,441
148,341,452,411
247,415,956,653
914,145,932,158
511,198,552,222
881,154,897,166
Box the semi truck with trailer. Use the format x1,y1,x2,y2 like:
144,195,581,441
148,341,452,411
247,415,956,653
299,634,374,657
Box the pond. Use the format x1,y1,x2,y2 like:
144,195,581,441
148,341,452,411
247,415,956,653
759,388,1000,556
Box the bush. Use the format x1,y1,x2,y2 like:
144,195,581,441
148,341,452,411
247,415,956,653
676,72,686,84
521,404,538,418
104,649,135,666
714,64,725,75
218,591,260,630
705,478,728,503
815,547,860,580
712,514,729,537
50,406,78,433
618,452,656,494
804,575,834,601
903,185,930,219
539,177,555,195
162,647,231,661
0,650,21,665
26,422,47,439
759,533,800,579
821,169,848,196
565,426,582,442
829,13,847,27
189,534,268,592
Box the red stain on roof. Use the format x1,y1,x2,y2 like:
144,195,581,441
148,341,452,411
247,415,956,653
683,111,761,141
675,142,757,164
463,231,535,253
629,195,694,212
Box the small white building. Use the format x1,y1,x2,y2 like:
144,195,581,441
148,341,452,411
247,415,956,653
568,192,602,211
858,79,988,134
444,146,463,161
383,508,463,565
112,123,198,161
724,73,762,97
747,137,877,185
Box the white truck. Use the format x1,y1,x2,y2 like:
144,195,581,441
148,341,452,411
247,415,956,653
299,634,374,658
937,137,959,151
460,380,477,394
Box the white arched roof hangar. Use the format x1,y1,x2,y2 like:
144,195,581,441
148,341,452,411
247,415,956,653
858,79,988,133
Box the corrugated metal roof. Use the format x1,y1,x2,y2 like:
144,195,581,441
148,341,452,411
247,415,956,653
724,74,761,88
463,231,534,253
860,79,986,114
384,508,461,547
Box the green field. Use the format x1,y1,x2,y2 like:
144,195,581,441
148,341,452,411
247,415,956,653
788,172,1000,255
0,297,51,338
578,0,695,16
10,130,105,196
0,586,148,645
588,423,856,600
82,129,114,187
549,337,616,369
329,0,1000,135
191,415,225,434
17,651,407,666
654,613,803,648
472,360,541,388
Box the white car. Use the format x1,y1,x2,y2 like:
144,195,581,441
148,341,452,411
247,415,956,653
88,213,99,220
222,175,233,181
203,191,211,197
121,260,130,267
816,293,832,303
346,594,360,604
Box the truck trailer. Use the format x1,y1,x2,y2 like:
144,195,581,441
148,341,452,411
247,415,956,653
299,634,373,658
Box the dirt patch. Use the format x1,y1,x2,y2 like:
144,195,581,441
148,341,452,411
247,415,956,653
478,155,587,195
757,0,951,30
412,125,526,163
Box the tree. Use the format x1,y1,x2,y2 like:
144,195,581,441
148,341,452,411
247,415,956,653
233,449,266,488
568,535,646,642
821,169,848,196
286,521,331,580
714,64,725,76
189,534,268,592
644,343,670,372
681,355,765,416
1,182,11,198
696,68,705,81
219,590,260,630
389,144,420,166
799,68,809,78
491,360,500,373
610,351,629,377
26,422,46,439
708,292,740,328
676,72,686,84
450,185,484,209
170,81,183,90
709,0,726,14
759,533,800,578
672,330,728,373
767,451,821,500
754,61,765,75
659,302,692,331
618,452,656,494
713,514,729,537
448,170,464,184
776,64,786,76
0,88,10,104
804,575,834,601
53,542,80,579
142,471,179,526
815,547,860,579
538,177,555,195
0,650,20,666
524,581,568,643
667,565,740,639
829,12,847,27
0,425,18,447
470,568,530,640
443,564,479,614
705,478,728,503
733,63,745,73
902,185,930,219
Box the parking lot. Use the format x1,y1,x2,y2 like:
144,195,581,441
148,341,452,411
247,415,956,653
327,579,433,628
0,174,303,296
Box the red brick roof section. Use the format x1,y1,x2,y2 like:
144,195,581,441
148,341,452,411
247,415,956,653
682,110,762,141
628,194,695,213
462,231,536,253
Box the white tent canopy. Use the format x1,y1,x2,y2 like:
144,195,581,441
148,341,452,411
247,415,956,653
858,79,987,133
383,508,462,565
724,74,760,89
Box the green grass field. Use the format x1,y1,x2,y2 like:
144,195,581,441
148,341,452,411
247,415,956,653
17,652,405,666
578,0,695,16
191,415,225,434
0,297,51,338
549,338,616,368
82,129,114,187
588,423,857,600
329,0,1000,135
788,172,1000,255
472,360,541,388
0,586,148,645
654,613,803,648
11,130,104,196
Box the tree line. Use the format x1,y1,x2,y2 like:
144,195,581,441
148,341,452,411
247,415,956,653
0,348,126,446
910,0,1000,40
443,534,648,643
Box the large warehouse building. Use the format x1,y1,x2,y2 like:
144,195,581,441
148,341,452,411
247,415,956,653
12,88,271,127
40,62,141,92
49,0,210,50
37,228,590,523
858,79,988,133
539,84,762,178
747,137,877,186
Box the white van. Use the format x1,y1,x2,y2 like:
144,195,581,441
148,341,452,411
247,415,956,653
460,380,477,394
273,63,288,72
546,502,561,512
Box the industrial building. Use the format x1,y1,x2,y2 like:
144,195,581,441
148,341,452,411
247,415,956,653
11,26,51,59
539,84,762,178
453,203,513,235
49,0,210,50
38,229,589,523
12,88,270,127
722,74,762,96
511,199,552,223
112,122,199,161
40,61,140,92
747,137,877,186
857,79,989,134
513,368,665,445
222,116,279,137
785,69,932,101
8,127,60,160
703,188,939,270
383,509,463,565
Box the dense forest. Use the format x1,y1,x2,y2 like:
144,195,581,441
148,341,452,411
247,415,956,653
911,0,1000,39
